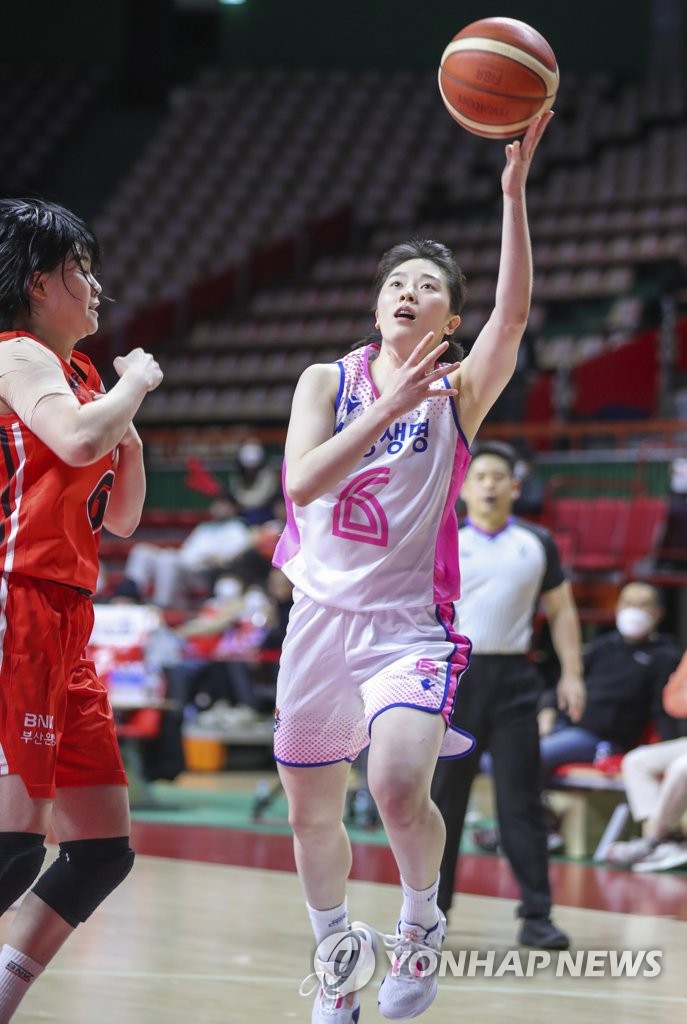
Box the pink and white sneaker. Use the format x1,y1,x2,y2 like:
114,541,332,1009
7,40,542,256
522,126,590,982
377,914,446,1020
300,923,376,1023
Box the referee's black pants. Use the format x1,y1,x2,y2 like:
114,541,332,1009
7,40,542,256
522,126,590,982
431,654,552,920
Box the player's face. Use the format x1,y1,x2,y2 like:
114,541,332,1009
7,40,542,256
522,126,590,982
375,258,459,347
37,254,102,345
461,454,520,521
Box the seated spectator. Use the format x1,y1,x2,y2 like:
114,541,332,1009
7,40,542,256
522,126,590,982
228,437,281,525
88,583,186,781
538,581,682,784
204,496,286,594
123,496,252,607
604,739,687,871
175,574,251,657
166,569,293,728
606,650,687,872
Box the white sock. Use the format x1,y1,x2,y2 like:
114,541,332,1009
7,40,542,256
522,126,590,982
0,944,45,1023
307,899,349,945
399,876,441,931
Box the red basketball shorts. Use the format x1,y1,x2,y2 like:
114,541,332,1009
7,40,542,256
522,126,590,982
0,573,127,798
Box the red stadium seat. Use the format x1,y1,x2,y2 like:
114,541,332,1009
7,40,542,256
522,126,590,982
619,496,667,573
551,497,627,573
549,496,667,577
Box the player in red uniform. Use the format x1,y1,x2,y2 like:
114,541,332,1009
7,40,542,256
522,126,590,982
0,197,162,1021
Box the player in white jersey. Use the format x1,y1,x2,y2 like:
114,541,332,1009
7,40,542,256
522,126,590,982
273,112,552,1024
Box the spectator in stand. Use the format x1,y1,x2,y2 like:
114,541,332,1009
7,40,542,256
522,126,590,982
123,496,252,607
605,649,687,872
89,580,186,782
228,437,281,525
215,496,287,592
538,582,682,784
166,568,293,729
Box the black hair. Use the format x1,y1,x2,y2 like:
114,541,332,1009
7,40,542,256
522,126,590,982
468,439,518,474
0,198,100,330
352,238,467,361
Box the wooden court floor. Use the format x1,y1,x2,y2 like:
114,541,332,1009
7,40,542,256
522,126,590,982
3,848,686,1023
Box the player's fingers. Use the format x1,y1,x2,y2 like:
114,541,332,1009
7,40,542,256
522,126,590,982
524,111,552,157
517,116,541,157
427,359,461,379
428,385,459,398
408,331,436,362
418,339,450,371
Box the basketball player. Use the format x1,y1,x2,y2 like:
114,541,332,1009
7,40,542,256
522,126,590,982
0,198,162,1022
272,112,552,1023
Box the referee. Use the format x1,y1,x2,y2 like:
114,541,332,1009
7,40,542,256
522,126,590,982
432,440,586,949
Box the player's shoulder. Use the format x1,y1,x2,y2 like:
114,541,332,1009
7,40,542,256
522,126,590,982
298,360,341,389
290,361,341,418
0,332,41,351
0,333,60,367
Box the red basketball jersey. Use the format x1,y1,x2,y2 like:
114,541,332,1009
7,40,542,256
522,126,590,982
0,331,115,593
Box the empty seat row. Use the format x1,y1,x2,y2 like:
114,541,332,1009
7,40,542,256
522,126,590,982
547,497,668,576
136,384,294,424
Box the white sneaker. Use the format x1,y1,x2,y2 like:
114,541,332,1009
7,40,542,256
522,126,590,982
377,914,446,1020
605,836,656,868
300,923,376,1023
306,987,360,1023
632,841,687,873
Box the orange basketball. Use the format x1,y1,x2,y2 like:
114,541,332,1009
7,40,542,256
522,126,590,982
438,17,559,139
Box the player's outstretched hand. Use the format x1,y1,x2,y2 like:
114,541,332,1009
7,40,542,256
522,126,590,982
501,111,553,197
378,332,459,419
113,348,163,392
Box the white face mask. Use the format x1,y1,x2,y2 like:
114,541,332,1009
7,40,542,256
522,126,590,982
238,443,264,469
213,578,242,602
616,606,655,641
671,459,687,494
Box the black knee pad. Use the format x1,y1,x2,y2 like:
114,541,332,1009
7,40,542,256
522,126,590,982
32,836,134,928
0,832,47,915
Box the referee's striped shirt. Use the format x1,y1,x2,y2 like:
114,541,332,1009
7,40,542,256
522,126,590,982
457,516,565,654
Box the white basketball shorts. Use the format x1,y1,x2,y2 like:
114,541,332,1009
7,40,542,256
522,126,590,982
273,589,474,766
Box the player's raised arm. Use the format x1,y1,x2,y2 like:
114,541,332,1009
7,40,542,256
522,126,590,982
453,112,552,443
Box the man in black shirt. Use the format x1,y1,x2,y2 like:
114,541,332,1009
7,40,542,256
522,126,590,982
539,582,681,778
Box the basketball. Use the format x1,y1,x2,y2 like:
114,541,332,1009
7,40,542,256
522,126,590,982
438,17,559,139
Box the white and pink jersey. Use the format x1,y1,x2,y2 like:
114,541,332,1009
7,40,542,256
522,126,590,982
273,343,471,611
